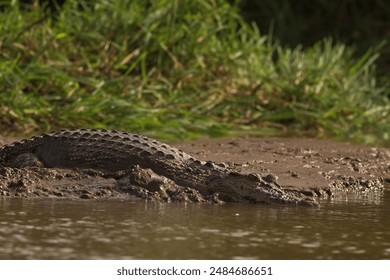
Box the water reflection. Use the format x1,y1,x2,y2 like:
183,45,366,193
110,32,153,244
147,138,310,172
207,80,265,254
0,189,389,259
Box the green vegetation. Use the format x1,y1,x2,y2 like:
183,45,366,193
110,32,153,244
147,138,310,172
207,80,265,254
0,0,389,146
240,0,390,77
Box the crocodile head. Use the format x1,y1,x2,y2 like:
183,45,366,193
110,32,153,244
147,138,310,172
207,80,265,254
207,171,320,207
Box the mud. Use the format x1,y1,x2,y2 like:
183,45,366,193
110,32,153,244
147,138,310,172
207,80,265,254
176,138,389,199
0,135,389,205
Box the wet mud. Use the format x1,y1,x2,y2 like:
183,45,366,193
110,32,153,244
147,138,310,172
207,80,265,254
176,138,389,200
0,136,389,205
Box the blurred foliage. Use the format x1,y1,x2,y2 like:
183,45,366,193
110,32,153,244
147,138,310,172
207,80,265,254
0,0,389,146
239,0,390,79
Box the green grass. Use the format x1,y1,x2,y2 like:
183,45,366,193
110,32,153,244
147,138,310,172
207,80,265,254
0,0,389,146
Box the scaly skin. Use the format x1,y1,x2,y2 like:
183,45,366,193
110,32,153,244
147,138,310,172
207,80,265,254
0,129,319,206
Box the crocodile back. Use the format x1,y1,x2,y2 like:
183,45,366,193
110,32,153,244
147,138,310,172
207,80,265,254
0,129,194,172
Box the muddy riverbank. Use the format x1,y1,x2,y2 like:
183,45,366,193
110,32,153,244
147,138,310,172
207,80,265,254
176,137,389,198
0,135,388,205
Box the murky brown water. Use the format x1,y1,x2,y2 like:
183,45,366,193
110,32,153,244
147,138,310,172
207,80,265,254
0,189,389,260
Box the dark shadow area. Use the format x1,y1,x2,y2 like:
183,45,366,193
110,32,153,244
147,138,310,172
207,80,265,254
239,0,389,78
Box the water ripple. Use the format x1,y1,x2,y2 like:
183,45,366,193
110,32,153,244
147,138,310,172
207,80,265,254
0,192,389,259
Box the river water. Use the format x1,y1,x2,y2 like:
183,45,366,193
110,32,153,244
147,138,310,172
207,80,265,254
0,189,389,260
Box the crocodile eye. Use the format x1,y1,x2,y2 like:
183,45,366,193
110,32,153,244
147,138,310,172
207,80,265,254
263,174,278,183
248,173,261,182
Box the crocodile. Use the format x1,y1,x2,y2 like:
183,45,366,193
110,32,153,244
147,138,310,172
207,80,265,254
0,129,319,206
